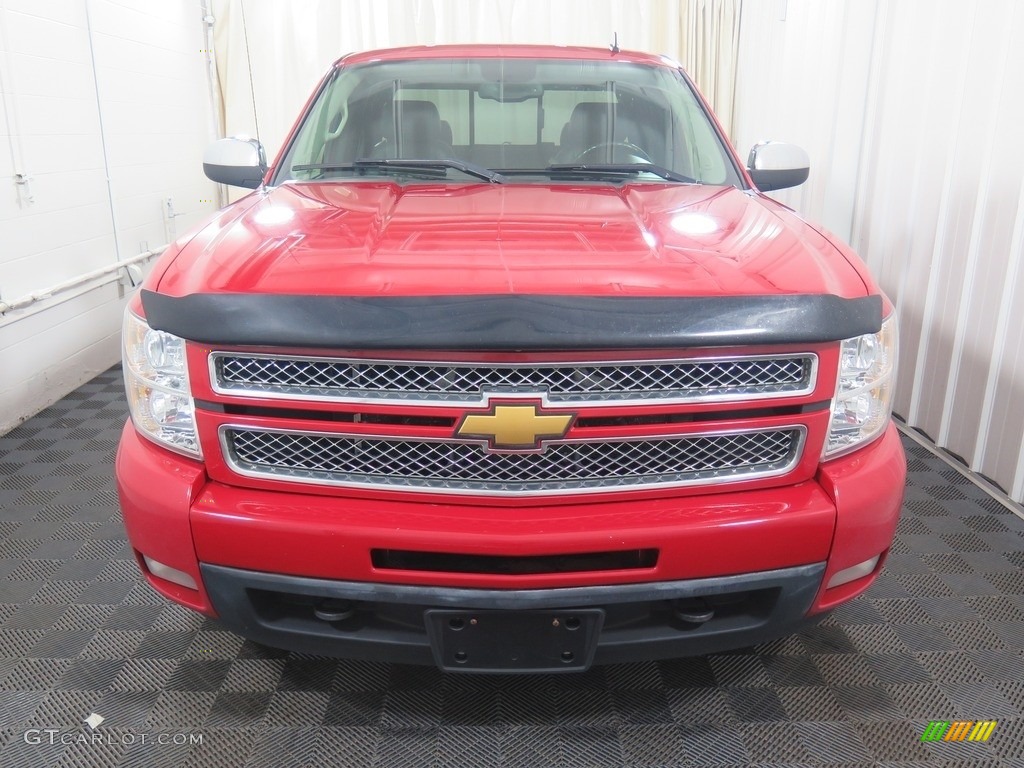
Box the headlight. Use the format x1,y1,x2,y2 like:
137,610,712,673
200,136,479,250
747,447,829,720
122,309,202,459
824,313,897,458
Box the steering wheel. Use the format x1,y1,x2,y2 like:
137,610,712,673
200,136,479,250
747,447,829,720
571,140,652,164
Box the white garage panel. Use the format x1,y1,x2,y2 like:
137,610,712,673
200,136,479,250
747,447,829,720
0,0,217,433
733,0,1024,502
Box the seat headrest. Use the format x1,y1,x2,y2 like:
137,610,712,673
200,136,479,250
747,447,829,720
561,102,613,153
568,101,613,124
395,100,449,157
398,100,442,122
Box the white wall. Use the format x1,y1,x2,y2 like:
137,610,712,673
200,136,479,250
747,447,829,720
0,0,219,433
733,0,1024,502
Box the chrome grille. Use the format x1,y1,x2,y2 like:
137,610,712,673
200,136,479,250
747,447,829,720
221,426,805,496
210,353,816,405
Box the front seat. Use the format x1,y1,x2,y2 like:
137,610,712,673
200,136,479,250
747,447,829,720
394,100,453,158
322,90,396,163
554,102,612,163
553,100,656,165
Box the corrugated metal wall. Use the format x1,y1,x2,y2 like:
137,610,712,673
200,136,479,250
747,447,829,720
732,0,1024,502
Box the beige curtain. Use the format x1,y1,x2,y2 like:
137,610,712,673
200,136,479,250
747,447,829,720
732,0,1024,502
210,0,745,161
679,0,743,140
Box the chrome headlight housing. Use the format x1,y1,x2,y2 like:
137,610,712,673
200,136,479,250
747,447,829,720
824,313,898,458
122,309,202,459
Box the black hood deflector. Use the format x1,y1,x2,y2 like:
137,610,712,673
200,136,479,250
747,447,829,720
141,290,882,350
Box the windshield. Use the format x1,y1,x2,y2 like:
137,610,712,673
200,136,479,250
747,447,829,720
274,57,743,187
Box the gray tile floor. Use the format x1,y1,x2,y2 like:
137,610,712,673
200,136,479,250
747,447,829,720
1,367,1022,766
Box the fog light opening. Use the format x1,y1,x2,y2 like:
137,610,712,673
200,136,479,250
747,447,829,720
826,555,880,589
143,555,198,590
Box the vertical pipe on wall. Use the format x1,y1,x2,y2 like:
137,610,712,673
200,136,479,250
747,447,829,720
200,0,228,208
0,0,30,209
83,0,122,263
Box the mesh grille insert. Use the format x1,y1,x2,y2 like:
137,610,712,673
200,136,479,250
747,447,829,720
222,427,804,495
212,354,815,404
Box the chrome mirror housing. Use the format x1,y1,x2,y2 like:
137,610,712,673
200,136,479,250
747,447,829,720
203,137,267,189
746,141,810,191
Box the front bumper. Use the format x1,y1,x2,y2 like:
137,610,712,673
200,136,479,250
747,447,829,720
201,561,825,670
115,422,906,667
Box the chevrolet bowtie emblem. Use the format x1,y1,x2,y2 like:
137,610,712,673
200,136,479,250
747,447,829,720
456,402,575,451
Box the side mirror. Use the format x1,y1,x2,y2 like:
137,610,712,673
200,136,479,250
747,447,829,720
746,141,810,191
203,137,267,189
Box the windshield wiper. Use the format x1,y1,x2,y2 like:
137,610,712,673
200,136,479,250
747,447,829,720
546,163,694,183
293,158,506,184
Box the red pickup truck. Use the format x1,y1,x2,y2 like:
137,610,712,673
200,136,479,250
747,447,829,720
117,45,904,673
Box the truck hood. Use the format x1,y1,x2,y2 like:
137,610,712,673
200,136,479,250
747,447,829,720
156,182,869,298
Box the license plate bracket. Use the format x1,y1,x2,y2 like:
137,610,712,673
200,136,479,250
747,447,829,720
425,608,604,673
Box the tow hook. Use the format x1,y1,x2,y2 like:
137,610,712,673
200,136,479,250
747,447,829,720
672,598,715,625
314,599,355,623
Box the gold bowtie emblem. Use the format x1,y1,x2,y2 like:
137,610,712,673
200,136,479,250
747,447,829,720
456,402,575,450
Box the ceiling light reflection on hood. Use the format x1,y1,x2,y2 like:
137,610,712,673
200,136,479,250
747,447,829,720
253,206,295,226
670,212,719,236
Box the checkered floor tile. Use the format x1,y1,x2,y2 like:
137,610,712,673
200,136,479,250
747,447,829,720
1,367,1022,766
